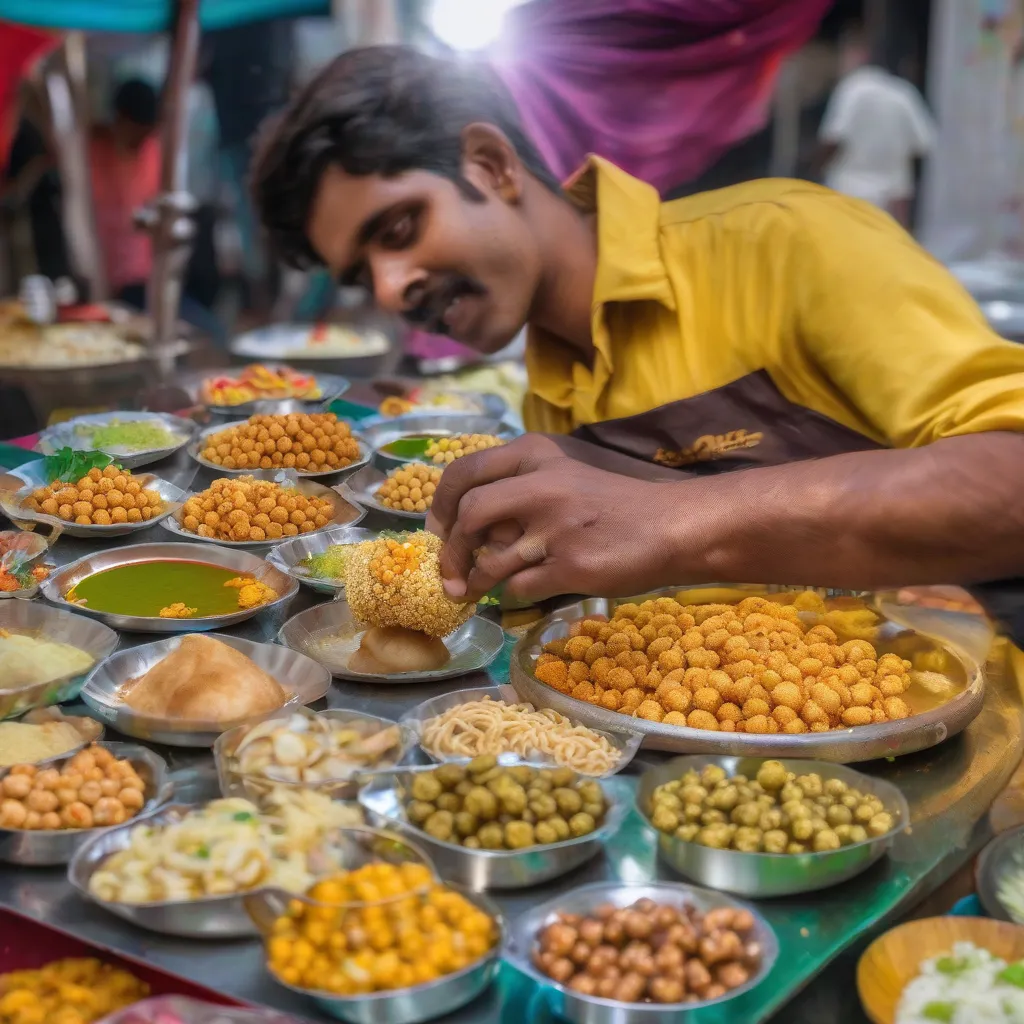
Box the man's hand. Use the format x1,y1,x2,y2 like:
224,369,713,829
426,435,679,602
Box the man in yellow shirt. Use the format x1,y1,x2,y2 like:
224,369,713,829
253,47,1024,633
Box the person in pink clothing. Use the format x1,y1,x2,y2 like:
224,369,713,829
88,78,161,308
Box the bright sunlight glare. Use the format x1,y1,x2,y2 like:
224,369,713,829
428,0,526,51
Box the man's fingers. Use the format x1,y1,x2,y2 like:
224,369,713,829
461,533,547,602
427,437,562,538
504,563,564,603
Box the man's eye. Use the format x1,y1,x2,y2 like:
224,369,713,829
381,211,416,249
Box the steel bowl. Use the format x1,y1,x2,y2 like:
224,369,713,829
337,464,431,522
0,601,119,718
0,530,53,601
161,471,365,549
215,707,415,802
635,755,909,898
0,743,170,866
507,881,779,1024
81,632,332,747
33,410,196,469
0,709,104,768
187,418,369,480
358,768,630,891
40,542,298,633
247,877,502,1024
362,413,520,472
279,602,504,683
977,824,1024,924
180,364,351,418
230,323,396,378
400,684,642,778
509,587,985,763
264,525,378,596
5,461,188,539
68,808,384,941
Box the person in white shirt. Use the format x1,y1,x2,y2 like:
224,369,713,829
818,25,935,228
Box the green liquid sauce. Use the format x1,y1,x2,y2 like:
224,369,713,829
381,435,434,457
67,560,243,617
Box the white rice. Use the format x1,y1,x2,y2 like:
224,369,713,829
896,942,1024,1023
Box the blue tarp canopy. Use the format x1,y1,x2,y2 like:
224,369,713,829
0,0,330,33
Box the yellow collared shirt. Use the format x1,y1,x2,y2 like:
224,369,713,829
524,157,1024,448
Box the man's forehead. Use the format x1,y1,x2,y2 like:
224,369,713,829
308,165,440,272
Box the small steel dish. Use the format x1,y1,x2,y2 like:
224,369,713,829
0,742,171,866
510,586,985,763
362,412,520,472
0,530,52,600
69,814,405,939
161,470,365,548
40,542,298,633
0,708,104,767
359,767,630,891
81,632,332,747
34,410,196,469
507,881,778,1024
5,461,188,539
246,874,503,1024
337,464,430,521
636,755,909,898
977,824,1024,924
181,364,351,418
187,418,370,480
264,525,378,596
215,707,415,802
0,600,119,718
279,602,504,683
400,684,642,778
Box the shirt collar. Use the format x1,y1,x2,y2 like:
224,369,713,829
526,155,675,416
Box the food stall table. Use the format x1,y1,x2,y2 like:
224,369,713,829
0,489,1020,1023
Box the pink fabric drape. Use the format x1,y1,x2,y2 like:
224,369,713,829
491,0,831,193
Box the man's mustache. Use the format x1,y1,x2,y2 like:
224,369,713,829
402,275,485,333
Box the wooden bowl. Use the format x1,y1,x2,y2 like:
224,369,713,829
857,916,1024,1023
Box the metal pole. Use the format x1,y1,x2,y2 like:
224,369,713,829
144,0,201,376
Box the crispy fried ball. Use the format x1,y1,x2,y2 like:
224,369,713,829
201,413,359,472
27,465,163,525
376,463,444,513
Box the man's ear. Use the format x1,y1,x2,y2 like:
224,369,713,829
460,122,523,204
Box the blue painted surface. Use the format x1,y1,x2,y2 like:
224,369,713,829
0,0,329,33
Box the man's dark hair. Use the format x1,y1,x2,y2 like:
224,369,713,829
251,45,560,269
113,78,159,128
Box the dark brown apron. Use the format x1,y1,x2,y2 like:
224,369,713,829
566,369,1024,644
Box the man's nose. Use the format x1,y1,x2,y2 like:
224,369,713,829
371,256,426,315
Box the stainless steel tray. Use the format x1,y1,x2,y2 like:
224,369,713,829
399,684,642,778
180,364,350,417
0,743,170,866
246,878,502,1024
81,632,332,747
161,471,365,548
215,707,414,802
0,600,119,718
6,461,187,538
187,418,369,480
359,768,630,891
337,464,429,522
34,411,196,469
0,529,51,601
40,542,298,633
977,824,1024,924
279,602,504,683
509,590,985,763
506,881,779,1024
229,323,394,378
635,755,909,897
264,525,378,596
362,412,519,472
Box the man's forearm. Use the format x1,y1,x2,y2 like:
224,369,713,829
664,433,1024,589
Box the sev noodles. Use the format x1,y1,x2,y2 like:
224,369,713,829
419,696,621,775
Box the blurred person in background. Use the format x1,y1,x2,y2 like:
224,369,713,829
88,77,161,311
816,23,935,228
